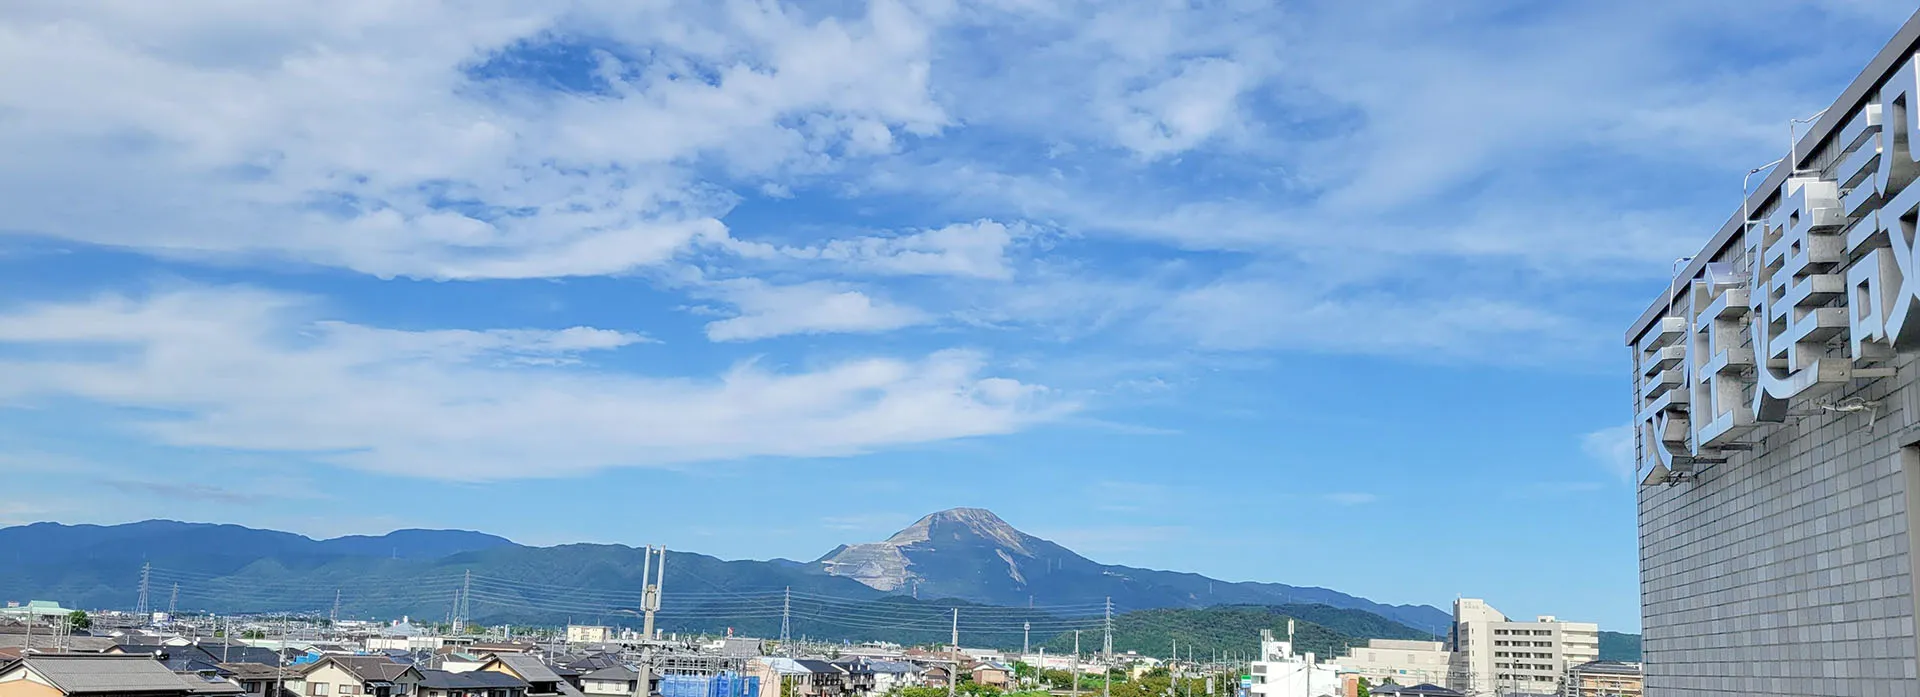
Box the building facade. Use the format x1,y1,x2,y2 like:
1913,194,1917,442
1332,640,1451,688
1626,9,1920,697
1248,630,1341,697
1443,599,1596,696
564,627,610,645
1565,662,1641,697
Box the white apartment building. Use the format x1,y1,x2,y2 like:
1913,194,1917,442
1333,639,1451,688
566,625,612,644
1248,628,1341,697
1445,599,1597,697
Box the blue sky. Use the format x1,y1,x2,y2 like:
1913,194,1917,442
1,0,1914,633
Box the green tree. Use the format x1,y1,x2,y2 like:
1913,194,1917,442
242,629,267,639
1011,662,1035,680
1355,677,1371,697
65,610,90,630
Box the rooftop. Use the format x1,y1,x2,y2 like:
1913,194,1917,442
4,653,199,695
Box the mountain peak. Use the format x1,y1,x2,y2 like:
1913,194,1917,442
889,508,1030,554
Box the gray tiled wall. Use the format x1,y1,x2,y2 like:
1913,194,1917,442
1640,359,1920,696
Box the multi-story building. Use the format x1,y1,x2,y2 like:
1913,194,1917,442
1332,639,1451,688
1564,662,1641,697
1625,9,1920,697
564,626,610,645
1248,629,1341,697
1444,599,1596,696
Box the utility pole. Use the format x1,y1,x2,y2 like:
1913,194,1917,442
1072,630,1082,697
274,616,288,697
641,546,665,640
136,563,151,618
780,587,792,658
949,608,959,697
1103,598,1113,697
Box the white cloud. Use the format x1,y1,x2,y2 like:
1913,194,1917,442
1110,57,1250,158
737,219,1029,280
0,1,950,279
1583,424,1637,483
700,279,929,341
0,287,1064,480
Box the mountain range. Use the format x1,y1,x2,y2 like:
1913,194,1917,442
0,509,1467,637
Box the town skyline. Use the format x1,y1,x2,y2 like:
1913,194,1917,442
8,1,1915,643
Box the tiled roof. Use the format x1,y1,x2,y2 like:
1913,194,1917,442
310,656,416,682
11,653,196,694
491,653,564,683
419,669,531,690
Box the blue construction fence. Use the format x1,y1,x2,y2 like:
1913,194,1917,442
660,672,760,697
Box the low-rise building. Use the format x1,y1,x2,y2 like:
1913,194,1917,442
788,660,844,697
219,662,298,697
419,669,530,697
0,653,200,697
478,655,578,697
563,628,610,646
967,662,1011,690
1565,661,1641,697
1248,630,1339,697
298,656,424,697
577,666,642,697
1331,640,1450,688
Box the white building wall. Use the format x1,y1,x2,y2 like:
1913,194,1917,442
1249,636,1340,697
1446,600,1598,696
1334,640,1451,688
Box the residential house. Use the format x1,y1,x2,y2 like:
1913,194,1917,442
0,626,115,654
478,655,581,697
577,667,643,697
789,661,844,697
828,660,873,696
966,663,1011,690
563,656,624,675
298,656,423,697
176,670,247,697
428,654,488,674
918,666,951,689
854,661,920,694
219,663,298,697
0,653,200,697
197,643,285,668
417,669,529,697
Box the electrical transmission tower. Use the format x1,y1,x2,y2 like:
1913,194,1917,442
452,571,472,635
1103,597,1113,697
330,589,342,627
168,584,178,618
780,587,792,657
135,563,151,617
